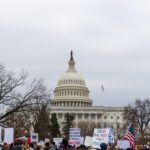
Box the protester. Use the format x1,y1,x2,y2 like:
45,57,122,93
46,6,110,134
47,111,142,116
49,142,56,150
36,144,44,150
2,143,9,150
61,139,68,150
77,144,87,150
0,144,2,150
10,143,14,150
29,143,34,150
100,143,108,150
13,141,22,150
43,142,57,150
44,142,50,150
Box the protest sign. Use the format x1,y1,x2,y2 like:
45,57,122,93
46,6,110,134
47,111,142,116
79,137,84,145
37,141,45,147
109,128,114,144
117,140,130,149
84,136,93,147
4,128,14,144
30,133,39,143
92,128,110,148
45,138,50,143
53,138,63,147
69,128,81,146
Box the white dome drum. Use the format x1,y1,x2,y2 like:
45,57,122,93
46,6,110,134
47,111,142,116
51,51,92,107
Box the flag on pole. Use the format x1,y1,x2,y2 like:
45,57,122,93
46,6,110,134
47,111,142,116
123,123,135,149
101,85,104,91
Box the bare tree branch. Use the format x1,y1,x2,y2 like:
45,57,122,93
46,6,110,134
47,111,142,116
0,64,51,128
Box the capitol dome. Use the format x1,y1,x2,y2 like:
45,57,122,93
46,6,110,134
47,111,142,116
51,51,92,107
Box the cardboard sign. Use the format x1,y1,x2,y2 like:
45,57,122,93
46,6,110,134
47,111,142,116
117,140,130,149
37,141,44,147
45,138,50,143
30,133,39,143
53,138,63,147
92,128,110,148
4,128,14,144
69,128,81,146
109,128,114,144
84,136,93,147
79,137,84,145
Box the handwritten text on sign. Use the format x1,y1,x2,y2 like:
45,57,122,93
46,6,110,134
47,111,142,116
69,128,81,146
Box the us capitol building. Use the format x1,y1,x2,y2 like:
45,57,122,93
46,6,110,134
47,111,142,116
50,51,125,136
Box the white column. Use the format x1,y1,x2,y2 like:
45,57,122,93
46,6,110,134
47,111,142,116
96,114,98,127
76,114,77,127
82,113,84,122
63,113,65,122
89,113,91,130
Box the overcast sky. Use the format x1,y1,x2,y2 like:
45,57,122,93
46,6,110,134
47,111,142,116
0,0,150,107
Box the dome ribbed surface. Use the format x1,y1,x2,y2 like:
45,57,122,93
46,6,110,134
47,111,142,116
57,72,86,87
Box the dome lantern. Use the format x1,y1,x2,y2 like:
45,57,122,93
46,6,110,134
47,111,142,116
67,50,76,73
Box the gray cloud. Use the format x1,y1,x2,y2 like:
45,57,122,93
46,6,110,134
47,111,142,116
0,0,150,106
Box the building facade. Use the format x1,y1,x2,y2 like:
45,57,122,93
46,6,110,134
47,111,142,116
50,51,125,137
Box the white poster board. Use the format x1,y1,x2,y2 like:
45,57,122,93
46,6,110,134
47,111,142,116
84,136,93,147
53,138,63,147
30,133,39,143
92,128,110,148
117,140,130,149
37,141,45,147
4,128,14,144
69,128,81,146
79,137,84,145
108,128,115,144
45,138,50,143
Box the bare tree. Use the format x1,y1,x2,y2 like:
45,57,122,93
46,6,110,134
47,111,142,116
78,121,89,136
5,93,50,133
78,121,97,136
124,99,150,139
0,64,50,127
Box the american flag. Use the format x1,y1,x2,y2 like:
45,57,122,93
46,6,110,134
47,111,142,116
124,123,135,148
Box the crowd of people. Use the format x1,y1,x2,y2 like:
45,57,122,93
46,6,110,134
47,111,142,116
0,139,149,150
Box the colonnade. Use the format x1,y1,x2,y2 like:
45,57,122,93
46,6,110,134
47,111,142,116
51,101,92,107
50,112,102,127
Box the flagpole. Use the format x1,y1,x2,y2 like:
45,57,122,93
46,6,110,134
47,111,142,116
124,123,132,138
118,123,132,149
124,123,135,149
